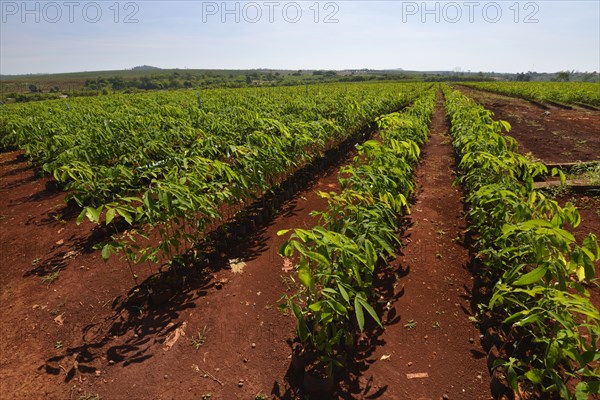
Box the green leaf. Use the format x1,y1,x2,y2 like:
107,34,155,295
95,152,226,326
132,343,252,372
575,265,586,282
321,287,338,296
364,240,377,266
297,259,312,289
499,120,511,132
575,382,588,400
580,350,600,364
576,381,599,399
554,228,575,244
278,240,294,257
546,340,560,368
513,265,548,286
327,300,347,315
583,234,600,260
372,233,395,256
503,310,527,325
524,368,543,385
518,312,541,326
357,296,382,328
354,297,365,331
85,206,101,223
116,208,133,225
520,219,554,229
101,244,112,261
337,283,350,303
551,167,567,185
306,251,331,268
76,208,87,225
506,364,519,392
291,302,309,343
105,208,116,225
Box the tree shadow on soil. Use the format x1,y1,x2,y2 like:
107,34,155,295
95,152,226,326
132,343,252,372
0,163,33,178
24,214,131,278
41,274,206,382
40,219,275,383
2,173,39,189
0,153,24,167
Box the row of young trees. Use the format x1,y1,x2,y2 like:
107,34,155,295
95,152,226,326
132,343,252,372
444,86,599,398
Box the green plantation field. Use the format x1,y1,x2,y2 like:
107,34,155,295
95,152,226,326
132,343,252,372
0,81,598,399
1,82,429,264
463,81,600,107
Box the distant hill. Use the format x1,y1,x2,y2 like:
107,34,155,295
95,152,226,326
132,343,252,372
131,65,161,71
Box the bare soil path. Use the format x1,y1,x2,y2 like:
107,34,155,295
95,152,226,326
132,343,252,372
360,92,492,399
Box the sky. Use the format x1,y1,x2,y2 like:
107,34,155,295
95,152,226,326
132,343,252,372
1,0,599,75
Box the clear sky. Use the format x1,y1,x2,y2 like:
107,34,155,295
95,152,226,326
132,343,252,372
1,0,599,75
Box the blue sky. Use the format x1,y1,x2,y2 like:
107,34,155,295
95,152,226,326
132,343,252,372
1,1,599,74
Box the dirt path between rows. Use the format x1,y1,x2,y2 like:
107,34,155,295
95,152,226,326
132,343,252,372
361,92,492,399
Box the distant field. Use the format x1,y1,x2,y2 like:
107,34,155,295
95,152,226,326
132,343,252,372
3,68,597,103
462,81,600,107
0,68,415,100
